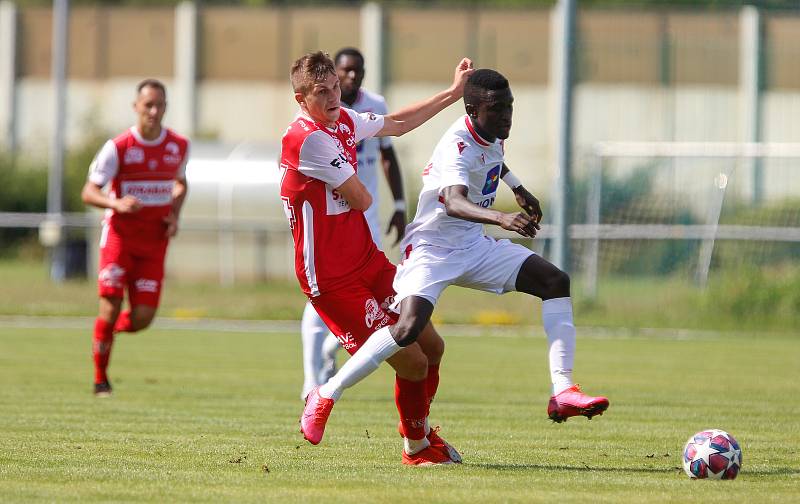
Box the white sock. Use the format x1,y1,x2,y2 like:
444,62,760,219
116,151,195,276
301,301,329,399
542,297,576,396
318,326,401,402
321,332,340,364
404,436,431,456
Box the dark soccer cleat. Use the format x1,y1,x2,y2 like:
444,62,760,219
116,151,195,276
547,384,609,423
94,380,113,398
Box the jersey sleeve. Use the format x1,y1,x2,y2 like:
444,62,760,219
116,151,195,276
345,108,385,143
177,141,190,180
438,139,471,191
298,130,356,188
87,140,119,186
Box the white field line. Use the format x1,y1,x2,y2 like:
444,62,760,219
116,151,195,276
0,315,750,341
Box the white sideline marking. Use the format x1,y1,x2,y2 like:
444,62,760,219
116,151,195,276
0,315,743,340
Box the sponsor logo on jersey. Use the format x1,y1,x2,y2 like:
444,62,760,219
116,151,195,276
480,152,486,164
326,184,351,215
422,163,432,176
368,112,377,121
163,142,182,165
99,263,125,288
482,164,501,195
135,278,159,293
120,181,175,206
124,147,145,164
336,331,357,350
457,141,467,155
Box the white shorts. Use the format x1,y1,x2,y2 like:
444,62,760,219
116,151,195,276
392,236,535,308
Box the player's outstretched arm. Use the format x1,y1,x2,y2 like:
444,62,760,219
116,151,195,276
442,185,538,238
381,146,406,245
501,163,542,224
378,58,474,138
81,181,141,214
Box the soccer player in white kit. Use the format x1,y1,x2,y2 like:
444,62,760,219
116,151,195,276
299,48,408,400
302,69,610,451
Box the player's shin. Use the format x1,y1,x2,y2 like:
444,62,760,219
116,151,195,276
541,297,576,395
318,326,401,401
425,363,440,417
93,318,115,383
395,376,429,454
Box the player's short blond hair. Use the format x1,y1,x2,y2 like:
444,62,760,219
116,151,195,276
290,51,336,96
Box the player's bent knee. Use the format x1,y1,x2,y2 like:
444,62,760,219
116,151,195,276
390,322,422,348
548,269,571,298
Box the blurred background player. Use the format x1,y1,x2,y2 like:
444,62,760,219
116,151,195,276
299,47,408,401
302,69,609,448
81,79,189,397
285,52,473,465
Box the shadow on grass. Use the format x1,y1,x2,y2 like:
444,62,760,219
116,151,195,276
470,463,800,476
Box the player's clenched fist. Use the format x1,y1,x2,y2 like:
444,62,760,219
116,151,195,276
499,211,538,238
113,195,142,214
450,58,475,99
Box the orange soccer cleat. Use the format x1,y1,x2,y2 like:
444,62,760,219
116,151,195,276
398,422,462,463
402,445,455,466
547,384,609,423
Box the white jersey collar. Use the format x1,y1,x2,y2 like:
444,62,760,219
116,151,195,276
464,116,493,147
130,126,167,146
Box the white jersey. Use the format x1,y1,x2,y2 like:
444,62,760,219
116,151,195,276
402,115,505,250
348,89,392,248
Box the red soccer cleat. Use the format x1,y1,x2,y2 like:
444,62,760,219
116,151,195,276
547,384,609,423
398,422,462,463
402,445,455,466
299,386,334,445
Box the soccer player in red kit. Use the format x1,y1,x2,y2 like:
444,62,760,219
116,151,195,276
81,79,189,397
281,52,472,465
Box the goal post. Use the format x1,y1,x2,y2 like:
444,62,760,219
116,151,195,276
581,141,800,298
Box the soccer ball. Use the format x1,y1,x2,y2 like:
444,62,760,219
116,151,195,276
682,429,742,480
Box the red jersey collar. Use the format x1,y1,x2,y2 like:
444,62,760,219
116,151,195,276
464,116,492,147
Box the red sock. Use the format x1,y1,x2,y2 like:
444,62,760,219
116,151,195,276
395,375,427,441
425,364,440,417
113,310,133,333
93,318,115,384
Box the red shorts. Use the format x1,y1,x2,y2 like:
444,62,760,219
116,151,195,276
309,252,398,356
97,223,168,307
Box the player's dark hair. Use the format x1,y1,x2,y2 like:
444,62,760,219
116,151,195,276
463,69,509,108
334,47,364,67
291,51,337,95
136,78,166,100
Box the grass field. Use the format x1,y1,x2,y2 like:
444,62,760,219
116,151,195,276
1,259,797,332
1,323,798,502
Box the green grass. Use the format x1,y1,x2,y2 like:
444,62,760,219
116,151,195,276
2,259,797,332
1,324,798,502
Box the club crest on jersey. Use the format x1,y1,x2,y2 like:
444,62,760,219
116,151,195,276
339,122,352,136
124,147,144,164
482,164,501,195
457,141,467,155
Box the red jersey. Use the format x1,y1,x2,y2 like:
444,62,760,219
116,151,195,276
88,127,189,238
280,108,385,296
